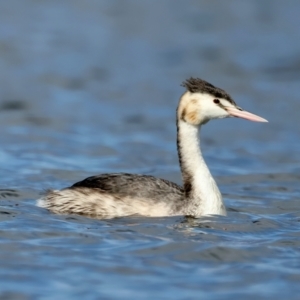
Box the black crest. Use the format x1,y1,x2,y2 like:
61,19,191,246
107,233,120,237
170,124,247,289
181,77,236,105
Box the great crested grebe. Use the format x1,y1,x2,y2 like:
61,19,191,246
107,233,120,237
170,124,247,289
38,78,267,219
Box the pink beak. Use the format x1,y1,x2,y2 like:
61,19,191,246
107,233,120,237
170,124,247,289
226,107,268,123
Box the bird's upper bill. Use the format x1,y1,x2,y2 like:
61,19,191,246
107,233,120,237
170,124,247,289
225,106,268,122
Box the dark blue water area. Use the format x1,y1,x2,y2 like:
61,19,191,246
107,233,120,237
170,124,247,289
0,1,300,299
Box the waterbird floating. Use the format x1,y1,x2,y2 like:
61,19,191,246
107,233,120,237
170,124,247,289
38,78,267,219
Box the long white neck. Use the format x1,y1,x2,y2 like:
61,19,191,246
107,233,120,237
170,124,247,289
177,119,226,216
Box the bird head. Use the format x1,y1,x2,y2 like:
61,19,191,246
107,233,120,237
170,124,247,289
178,78,268,125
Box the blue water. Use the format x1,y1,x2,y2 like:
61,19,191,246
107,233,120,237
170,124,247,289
0,1,300,299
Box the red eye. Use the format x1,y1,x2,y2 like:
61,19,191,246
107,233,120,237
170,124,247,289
213,99,220,104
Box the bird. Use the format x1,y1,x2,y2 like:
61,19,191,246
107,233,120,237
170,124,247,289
37,78,267,219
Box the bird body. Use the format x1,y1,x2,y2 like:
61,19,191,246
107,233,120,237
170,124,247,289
38,78,267,219
39,174,184,218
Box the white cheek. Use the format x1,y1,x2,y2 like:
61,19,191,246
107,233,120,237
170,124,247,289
217,108,229,118
207,106,228,119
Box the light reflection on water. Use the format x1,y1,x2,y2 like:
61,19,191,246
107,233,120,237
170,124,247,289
0,0,300,299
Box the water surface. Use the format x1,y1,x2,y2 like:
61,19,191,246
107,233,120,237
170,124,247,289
0,1,300,299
